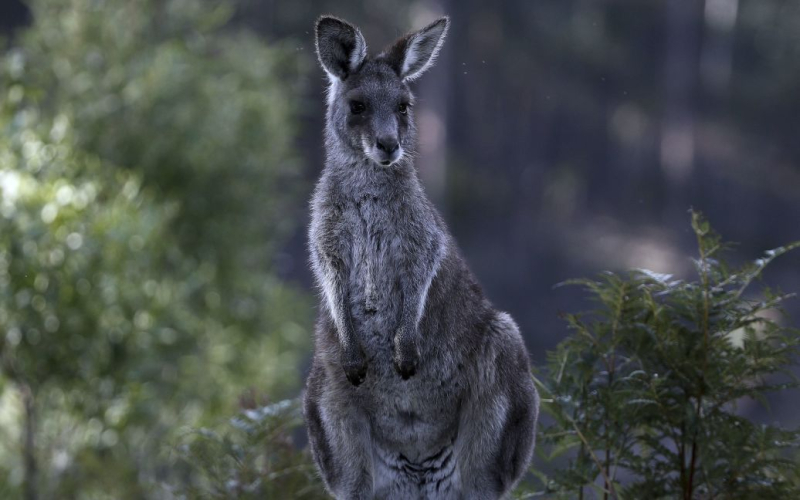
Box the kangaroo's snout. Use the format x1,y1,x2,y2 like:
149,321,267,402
376,136,399,154
375,136,400,165
375,137,400,156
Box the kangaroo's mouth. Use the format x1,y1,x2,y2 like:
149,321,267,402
361,136,402,166
371,151,402,167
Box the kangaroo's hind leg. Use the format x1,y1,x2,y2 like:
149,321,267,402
454,312,539,499
304,362,375,499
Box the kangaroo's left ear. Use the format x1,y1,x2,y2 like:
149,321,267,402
384,17,449,82
316,16,368,81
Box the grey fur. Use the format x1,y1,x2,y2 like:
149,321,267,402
305,15,539,499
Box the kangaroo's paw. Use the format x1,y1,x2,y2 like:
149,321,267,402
393,329,419,380
342,348,368,386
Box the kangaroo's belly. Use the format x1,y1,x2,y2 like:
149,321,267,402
367,369,463,500
373,439,461,500
358,352,462,457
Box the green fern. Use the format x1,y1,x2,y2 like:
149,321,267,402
528,211,800,499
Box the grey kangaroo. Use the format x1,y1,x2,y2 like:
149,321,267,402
304,15,539,499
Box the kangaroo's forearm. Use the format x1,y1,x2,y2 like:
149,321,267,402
316,249,357,348
315,241,369,385
393,238,444,378
399,238,446,329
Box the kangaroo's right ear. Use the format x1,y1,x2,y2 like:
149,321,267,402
384,17,449,82
315,16,367,81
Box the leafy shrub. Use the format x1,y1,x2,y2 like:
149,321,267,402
529,212,800,499
168,398,326,499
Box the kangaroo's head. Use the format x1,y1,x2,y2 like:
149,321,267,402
315,15,449,167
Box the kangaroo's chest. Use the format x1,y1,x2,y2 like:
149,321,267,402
347,194,399,275
340,194,416,316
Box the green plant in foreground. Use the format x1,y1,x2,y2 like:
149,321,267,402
167,398,326,499
528,212,800,499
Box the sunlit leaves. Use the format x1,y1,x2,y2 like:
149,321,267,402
0,0,311,497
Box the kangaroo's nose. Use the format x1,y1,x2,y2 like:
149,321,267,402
376,137,399,154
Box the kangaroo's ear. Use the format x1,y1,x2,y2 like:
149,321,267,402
385,17,449,82
315,16,367,81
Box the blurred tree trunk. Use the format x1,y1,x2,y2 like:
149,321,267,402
700,0,739,97
661,0,700,221
21,383,37,500
415,0,452,206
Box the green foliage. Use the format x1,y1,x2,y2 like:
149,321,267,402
168,398,326,499
529,212,800,499
13,0,306,271
0,0,312,497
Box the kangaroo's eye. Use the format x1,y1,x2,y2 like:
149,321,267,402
350,101,366,115
398,103,409,115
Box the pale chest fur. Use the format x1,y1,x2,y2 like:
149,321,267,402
344,191,401,321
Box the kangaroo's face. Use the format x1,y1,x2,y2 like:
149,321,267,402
316,16,449,167
334,63,411,166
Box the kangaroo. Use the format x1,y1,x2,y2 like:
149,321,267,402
304,15,539,500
